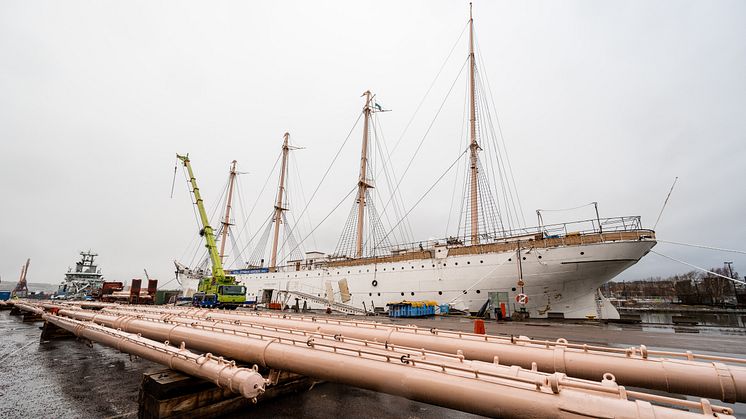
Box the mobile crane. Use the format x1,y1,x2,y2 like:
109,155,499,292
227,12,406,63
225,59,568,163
176,153,246,309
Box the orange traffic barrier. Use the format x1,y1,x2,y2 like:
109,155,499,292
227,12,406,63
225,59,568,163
473,319,485,334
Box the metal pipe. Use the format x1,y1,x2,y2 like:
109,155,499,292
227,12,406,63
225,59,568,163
87,308,592,390
47,306,730,418
103,305,746,404
42,313,266,399
13,302,44,315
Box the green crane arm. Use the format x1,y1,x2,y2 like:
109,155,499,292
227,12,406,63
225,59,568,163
176,153,225,282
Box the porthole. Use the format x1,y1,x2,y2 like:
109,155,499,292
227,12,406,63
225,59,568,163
508,258,512,262
462,290,467,294
580,251,585,255
401,267,404,270
411,266,414,269
455,262,458,266
511,287,516,292
347,271,350,274
438,291,443,295
438,249,442,252
383,268,386,271
467,261,470,264
480,260,483,263
372,280,378,287
369,293,372,296
443,263,447,267
410,292,415,296
421,265,424,268
522,257,526,260
401,292,405,296
476,290,481,294
538,255,542,259
432,264,435,267
377,293,380,296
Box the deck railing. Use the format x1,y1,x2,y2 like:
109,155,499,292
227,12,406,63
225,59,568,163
378,216,646,255
257,216,650,271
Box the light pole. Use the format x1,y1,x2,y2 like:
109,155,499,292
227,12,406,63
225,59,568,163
725,261,737,303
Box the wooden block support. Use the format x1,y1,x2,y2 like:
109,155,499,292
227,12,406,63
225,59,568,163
40,320,77,341
22,312,44,323
138,369,314,419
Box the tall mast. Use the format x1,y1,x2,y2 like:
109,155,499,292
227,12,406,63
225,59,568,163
270,132,290,270
219,160,238,264
356,91,373,258
468,3,480,244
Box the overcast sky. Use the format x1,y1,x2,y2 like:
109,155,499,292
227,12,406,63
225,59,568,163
1,0,744,288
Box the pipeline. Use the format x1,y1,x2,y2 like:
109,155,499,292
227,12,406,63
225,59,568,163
84,305,743,416
65,307,623,389
42,313,266,400
27,304,732,418
95,304,746,404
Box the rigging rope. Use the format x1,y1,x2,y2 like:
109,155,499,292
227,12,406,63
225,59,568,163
376,148,469,250
377,57,470,228
474,27,525,227
370,114,412,245
384,21,469,159
653,177,678,230
445,76,470,236
285,186,359,260
657,239,746,255
290,150,319,251
537,202,597,213
231,151,281,256
280,112,364,253
650,250,746,285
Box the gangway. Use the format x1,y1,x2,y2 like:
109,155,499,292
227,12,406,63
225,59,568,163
278,289,368,315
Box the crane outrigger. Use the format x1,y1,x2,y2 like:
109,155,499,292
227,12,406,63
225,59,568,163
176,153,246,309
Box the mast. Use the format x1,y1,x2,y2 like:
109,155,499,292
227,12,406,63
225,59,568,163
176,154,226,282
270,133,290,270
468,3,480,244
356,91,373,257
219,160,238,264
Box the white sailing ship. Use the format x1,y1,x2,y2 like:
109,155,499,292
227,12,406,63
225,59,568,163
201,8,656,319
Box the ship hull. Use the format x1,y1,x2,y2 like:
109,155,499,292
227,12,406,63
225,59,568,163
235,239,655,319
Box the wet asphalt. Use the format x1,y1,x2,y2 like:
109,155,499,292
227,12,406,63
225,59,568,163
0,313,479,419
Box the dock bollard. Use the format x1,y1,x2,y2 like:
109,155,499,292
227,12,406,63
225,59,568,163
473,319,485,334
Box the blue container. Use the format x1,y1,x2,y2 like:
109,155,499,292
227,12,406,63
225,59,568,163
0,291,11,301
388,302,436,318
